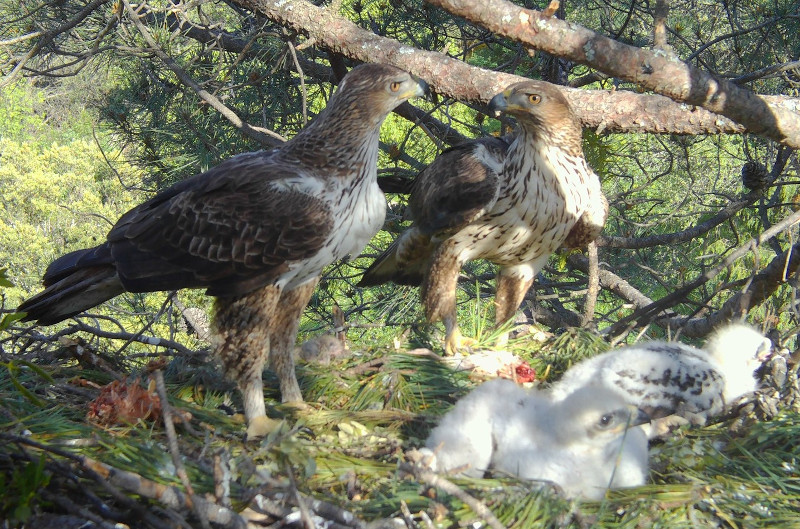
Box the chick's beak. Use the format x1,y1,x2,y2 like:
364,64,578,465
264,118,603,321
629,406,651,428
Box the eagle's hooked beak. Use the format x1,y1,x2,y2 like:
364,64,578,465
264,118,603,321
487,91,510,117
410,74,430,100
628,406,651,428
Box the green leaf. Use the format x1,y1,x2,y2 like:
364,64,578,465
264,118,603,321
2,362,46,408
0,268,12,288
0,312,26,332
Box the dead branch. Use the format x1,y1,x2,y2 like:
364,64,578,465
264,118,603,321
605,208,800,337
235,0,800,143
425,0,800,148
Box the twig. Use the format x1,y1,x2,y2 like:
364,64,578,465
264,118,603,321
39,489,124,529
19,320,200,358
289,493,366,529
286,41,308,126
285,461,315,529
398,461,506,529
214,449,233,508
154,370,211,529
400,500,419,529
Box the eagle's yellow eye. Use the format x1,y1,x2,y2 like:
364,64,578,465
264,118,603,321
390,81,402,92
528,94,542,104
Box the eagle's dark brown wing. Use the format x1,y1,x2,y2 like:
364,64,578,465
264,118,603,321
407,136,508,237
359,136,508,287
106,152,333,297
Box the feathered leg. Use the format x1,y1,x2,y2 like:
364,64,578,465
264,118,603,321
269,277,320,404
422,239,473,355
213,285,281,437
494,264,536,347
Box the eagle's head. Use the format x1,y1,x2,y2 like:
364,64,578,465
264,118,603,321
287,63,428,167
328,63,429,128
487,81,582,152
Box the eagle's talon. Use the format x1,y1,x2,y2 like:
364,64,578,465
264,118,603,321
246,416,284,439
444,329,477,356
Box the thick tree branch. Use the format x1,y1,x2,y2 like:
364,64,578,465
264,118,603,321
424,0,800,148
235,0,800,142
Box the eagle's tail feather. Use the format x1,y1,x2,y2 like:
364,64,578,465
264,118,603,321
359,239,402,287
358,231,433,287
19,246,125,325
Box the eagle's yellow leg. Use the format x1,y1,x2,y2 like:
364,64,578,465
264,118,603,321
423,239,475,356
214,285,281,435
269,277,320,404
494,266,535,347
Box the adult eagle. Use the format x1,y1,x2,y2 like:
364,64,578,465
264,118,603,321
359,81,607,354
19,63,427,436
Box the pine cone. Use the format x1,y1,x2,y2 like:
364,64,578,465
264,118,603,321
741,161,769,191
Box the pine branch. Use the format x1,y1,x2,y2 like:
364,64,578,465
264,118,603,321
425,0,800,148
236,0,800,143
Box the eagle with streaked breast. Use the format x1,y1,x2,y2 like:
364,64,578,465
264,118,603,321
19,63,427,436
360,81,607,353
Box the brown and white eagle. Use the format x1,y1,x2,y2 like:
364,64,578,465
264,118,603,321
18,63,427,436
359,81,607,353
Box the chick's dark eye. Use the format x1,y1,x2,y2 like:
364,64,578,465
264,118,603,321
599,414,614,428
528,94,541,104
390,81,402,92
